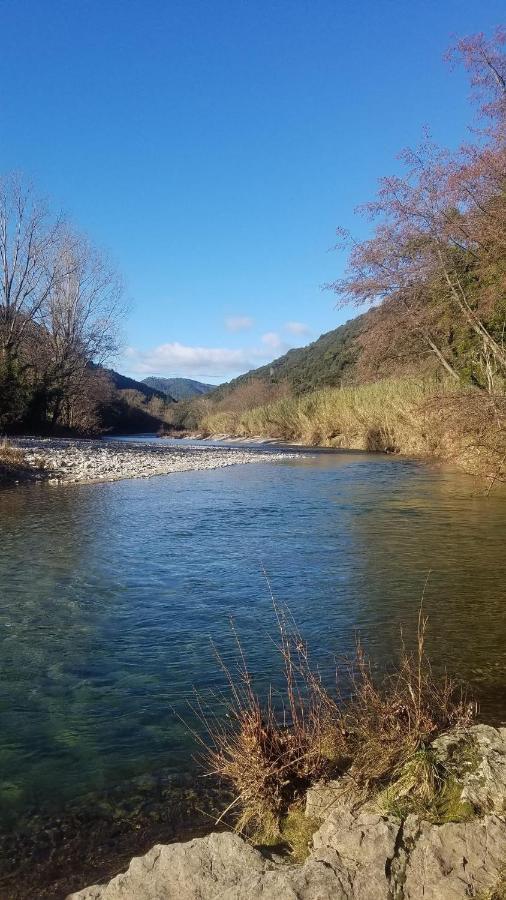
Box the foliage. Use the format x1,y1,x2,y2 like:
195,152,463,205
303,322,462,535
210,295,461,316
198,609,473,846
210,315,364,406
142,377,214,401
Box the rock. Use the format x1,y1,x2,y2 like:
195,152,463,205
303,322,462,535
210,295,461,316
68,811,506,900
432,724,506,814
11,437,302,485
68,833,271,899
68,725,506,899
306,775,364,821
313,809,399,899
402,814,506,899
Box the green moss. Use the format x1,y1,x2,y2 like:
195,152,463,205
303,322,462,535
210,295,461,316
444,735,481,779
376,749,476,825
252,805,318,862
280,805,319,862
434,776,475,823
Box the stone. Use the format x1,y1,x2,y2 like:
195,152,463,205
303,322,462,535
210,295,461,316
403,814,506,899
69,725,506,900
305,775,363,821
68,832,271,899
432,724,506,814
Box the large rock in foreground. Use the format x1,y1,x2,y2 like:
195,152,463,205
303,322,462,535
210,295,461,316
69,725,506,900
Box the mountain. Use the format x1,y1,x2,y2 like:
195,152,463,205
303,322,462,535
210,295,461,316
94,367,176,433
142,377,215,401
210,314,366,403
105,369,175,402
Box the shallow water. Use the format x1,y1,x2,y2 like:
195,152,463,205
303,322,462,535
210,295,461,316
0,446,505,833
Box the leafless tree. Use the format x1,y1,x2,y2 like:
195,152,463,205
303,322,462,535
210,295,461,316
0,174,66,368
42,231,125,423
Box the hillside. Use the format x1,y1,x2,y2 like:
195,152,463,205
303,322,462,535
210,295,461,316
142,377,214,400
94,367,176,434
105,369,175,402
210,314,367,403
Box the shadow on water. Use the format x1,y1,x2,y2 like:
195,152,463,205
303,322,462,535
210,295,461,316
0,447,505,896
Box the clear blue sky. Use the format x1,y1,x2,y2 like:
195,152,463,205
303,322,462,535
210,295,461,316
1,0,503,383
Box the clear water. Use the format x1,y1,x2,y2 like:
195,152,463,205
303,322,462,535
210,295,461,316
0,446,505,833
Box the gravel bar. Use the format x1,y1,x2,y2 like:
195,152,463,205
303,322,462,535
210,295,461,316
14,437,302,485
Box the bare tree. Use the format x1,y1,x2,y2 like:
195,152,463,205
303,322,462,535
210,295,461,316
0,174,66,367
0,173,127,430
42,231,126,425
328,29,506,390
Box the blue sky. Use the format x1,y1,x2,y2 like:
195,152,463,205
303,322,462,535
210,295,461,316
1,1,504,383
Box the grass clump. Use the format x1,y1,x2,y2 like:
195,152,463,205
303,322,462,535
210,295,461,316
479,873,506,900
0,439,26,466
376,749,475,824
199,608,474,850
199,613,344,842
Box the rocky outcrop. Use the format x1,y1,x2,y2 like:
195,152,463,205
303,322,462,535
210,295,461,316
68,725,506,900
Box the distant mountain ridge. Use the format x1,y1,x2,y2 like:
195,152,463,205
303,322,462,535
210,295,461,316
142,377,215,400
104,369,176,402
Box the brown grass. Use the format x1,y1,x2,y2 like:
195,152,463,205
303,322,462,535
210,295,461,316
199,377,506,485
341,613,474,788
0,439,26,466
197,608,474,843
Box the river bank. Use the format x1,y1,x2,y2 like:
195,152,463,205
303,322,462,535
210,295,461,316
68,724,506,900
184,378,506,485
0,437,302,486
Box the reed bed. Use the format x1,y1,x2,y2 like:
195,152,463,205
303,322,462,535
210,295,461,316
200,377,506,482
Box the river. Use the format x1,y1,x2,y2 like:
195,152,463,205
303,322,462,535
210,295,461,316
0,440,505,895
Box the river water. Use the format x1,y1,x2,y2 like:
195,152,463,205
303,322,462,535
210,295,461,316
0,442,505,890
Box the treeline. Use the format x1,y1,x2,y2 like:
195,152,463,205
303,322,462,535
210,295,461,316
0,175,126,434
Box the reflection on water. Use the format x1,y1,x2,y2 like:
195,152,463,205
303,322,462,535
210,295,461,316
0,449,505,832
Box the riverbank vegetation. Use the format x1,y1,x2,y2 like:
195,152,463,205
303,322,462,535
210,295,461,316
0,438,46,483
196,377,506,483
171,30,506,483
0,176,175,436
199,609,475,855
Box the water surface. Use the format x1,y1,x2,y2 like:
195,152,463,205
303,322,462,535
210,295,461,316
0,446,505,833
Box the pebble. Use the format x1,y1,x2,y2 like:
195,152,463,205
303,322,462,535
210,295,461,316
14,437,301,485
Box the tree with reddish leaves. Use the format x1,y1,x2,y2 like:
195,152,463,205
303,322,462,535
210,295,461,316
330,27,506,393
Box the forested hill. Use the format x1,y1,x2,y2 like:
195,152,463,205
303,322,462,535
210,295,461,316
142,377,214,400
105,370,175,402
210,314,367,402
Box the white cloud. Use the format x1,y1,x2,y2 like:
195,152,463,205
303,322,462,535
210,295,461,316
225,315,254,332
284,321,311,336
261,331,283,350
123,341,268,378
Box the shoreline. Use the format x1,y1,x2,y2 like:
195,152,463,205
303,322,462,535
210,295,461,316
1,437,303,487
68,723,506,900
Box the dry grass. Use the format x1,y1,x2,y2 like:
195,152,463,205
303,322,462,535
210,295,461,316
341,613,474,789
199,376,506,483
0,438,26,466
198,608,474,845
196,613,344,840
201,378,449,450
479,873,506,900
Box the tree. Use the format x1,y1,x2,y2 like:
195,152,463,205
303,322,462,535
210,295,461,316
0,175,67,425
42,232,125,426
0,173,126,430
328,28,506,390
